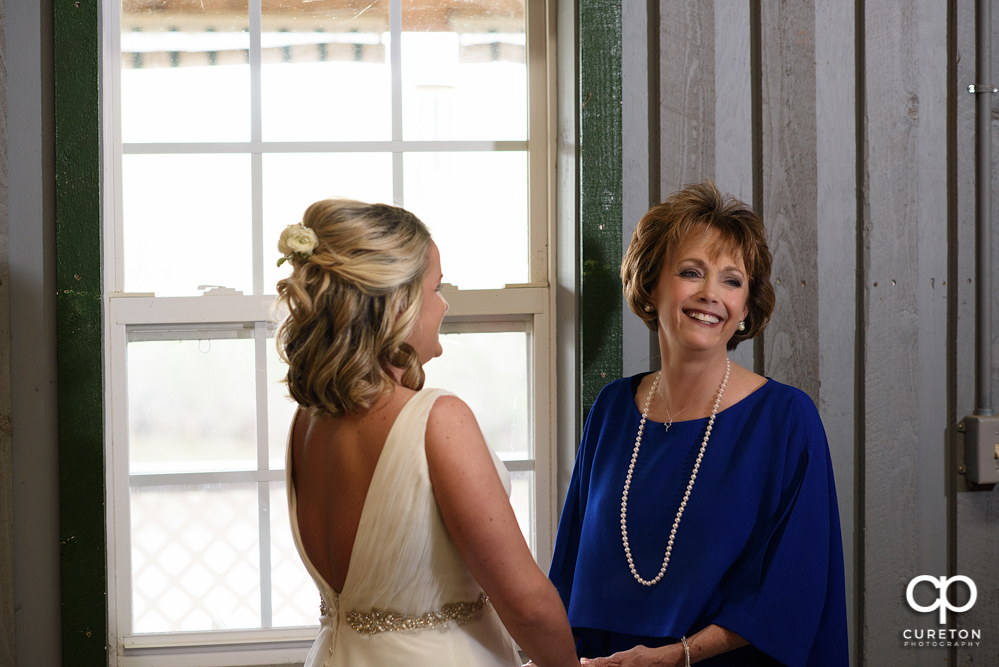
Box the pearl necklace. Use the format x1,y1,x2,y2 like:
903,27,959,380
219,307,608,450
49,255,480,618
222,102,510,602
621,357,731,586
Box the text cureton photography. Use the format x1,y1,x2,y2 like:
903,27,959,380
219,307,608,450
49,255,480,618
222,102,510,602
902,575,983,649
902,628,982,648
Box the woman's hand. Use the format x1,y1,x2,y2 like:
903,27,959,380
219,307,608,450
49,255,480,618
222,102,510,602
579,643,683,667
581,626,747,666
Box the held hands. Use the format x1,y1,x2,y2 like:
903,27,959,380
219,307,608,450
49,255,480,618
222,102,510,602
578,643,685,667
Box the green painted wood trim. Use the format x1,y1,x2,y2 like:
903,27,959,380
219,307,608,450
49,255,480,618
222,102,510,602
579,0,623,418
54,0,106,664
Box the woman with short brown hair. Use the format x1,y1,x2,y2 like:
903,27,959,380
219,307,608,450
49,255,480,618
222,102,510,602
550,183,847,666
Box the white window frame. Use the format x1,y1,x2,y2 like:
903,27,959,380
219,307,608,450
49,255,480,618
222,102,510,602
101,0,558,664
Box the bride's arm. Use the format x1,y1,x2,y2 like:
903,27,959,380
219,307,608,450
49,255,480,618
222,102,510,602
426,395,579,667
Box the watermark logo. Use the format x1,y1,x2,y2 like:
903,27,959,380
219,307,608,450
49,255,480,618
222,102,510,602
906,575,977,624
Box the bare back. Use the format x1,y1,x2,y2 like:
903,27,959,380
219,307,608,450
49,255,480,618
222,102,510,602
290,385,417,594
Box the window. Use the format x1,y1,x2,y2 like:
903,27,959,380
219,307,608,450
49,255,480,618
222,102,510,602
103,0,556,663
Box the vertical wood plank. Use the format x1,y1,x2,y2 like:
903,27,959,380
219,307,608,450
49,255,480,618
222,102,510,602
54,0,107,662
955,0,999,661
713,0,754,373
659,0,713,194
555,0,580,511
757,0,819,401
862,3,921,660
9,1,62,663
815,0,856,656
0,0,14,663
579,0,623,416
713,0,752,205
622,0,654,377
914,0,949,596
861,3,950,662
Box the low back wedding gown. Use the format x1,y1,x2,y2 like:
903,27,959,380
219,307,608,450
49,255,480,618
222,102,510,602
287,388,522,667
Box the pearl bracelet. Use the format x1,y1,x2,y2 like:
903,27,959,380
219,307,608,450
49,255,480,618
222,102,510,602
680,636,691,667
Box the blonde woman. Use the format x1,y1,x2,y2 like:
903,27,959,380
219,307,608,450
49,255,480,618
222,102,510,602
276,199,579,667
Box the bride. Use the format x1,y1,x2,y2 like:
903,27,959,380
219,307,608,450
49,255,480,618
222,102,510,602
275,199,580,667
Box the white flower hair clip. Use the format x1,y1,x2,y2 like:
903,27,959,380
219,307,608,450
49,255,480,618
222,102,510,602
277,223,319,267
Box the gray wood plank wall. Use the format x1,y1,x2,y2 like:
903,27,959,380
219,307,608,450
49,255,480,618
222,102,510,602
955,0,999,664
815,0,857,657
7,0,63,664
758,0,820,402
713,0,755,374
623,0,999,663
0,0,14,663
660,0,713,191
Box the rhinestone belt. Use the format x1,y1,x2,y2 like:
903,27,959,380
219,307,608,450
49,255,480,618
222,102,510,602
323,593,489,635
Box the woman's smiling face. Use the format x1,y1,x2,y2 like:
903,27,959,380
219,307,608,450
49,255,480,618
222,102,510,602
650,226,750,356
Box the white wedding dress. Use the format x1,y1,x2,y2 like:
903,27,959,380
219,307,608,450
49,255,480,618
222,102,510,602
287,388,522,667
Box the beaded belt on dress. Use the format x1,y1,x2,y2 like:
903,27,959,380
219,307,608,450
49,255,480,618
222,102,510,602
320,593,489,635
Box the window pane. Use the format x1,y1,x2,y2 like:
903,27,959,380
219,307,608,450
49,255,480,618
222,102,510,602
269,482,321,628
423,331,530,459
123,154,252,296
404,152,528,289
267,342,298,470
131,484,260,633
262,153,393,294
128,339,257,474
121,0,250,142
261,1,390,142
401,5,525,141
510,470,535,553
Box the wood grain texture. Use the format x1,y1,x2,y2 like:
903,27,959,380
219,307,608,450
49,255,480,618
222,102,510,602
621,0,654,378
814,0,856,655
757,0,819,401
0,1,14,664
53,0,107,663
579,0,623,416
659,0,713,193
913,0,948,602
861,2,943,661
713,0,754,374
954,0,999,662
910,3,949,666
713,0,752,206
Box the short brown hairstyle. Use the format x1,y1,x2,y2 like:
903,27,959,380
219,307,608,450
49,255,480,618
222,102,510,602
621,181,774,350
275,199,432,417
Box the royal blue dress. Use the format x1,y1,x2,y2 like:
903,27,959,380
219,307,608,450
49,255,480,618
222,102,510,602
549,374,848,667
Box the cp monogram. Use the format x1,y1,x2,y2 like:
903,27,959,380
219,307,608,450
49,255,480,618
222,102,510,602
906,575,977,624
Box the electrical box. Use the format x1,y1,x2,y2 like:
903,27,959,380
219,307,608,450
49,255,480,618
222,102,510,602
962,415,999,485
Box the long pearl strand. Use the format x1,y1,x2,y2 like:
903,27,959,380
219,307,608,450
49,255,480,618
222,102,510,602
621,357,731,586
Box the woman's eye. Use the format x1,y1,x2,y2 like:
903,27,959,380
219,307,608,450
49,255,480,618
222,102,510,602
679,269,699,278
726,278,743,288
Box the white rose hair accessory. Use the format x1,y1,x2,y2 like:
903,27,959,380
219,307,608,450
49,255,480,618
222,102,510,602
277,223,320,266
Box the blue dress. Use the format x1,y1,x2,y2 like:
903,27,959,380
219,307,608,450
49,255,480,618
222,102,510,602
549,374,848,667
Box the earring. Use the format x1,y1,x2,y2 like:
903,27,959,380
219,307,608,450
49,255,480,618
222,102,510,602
738,321,746,332
644,304,654,313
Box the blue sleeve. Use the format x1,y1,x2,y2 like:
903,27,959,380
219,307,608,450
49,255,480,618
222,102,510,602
548,384,608,611
710,394,848,667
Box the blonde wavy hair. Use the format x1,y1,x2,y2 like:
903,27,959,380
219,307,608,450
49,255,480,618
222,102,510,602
275,199,432,417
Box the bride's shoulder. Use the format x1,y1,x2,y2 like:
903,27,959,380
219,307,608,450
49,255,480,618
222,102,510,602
425,394,485,451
